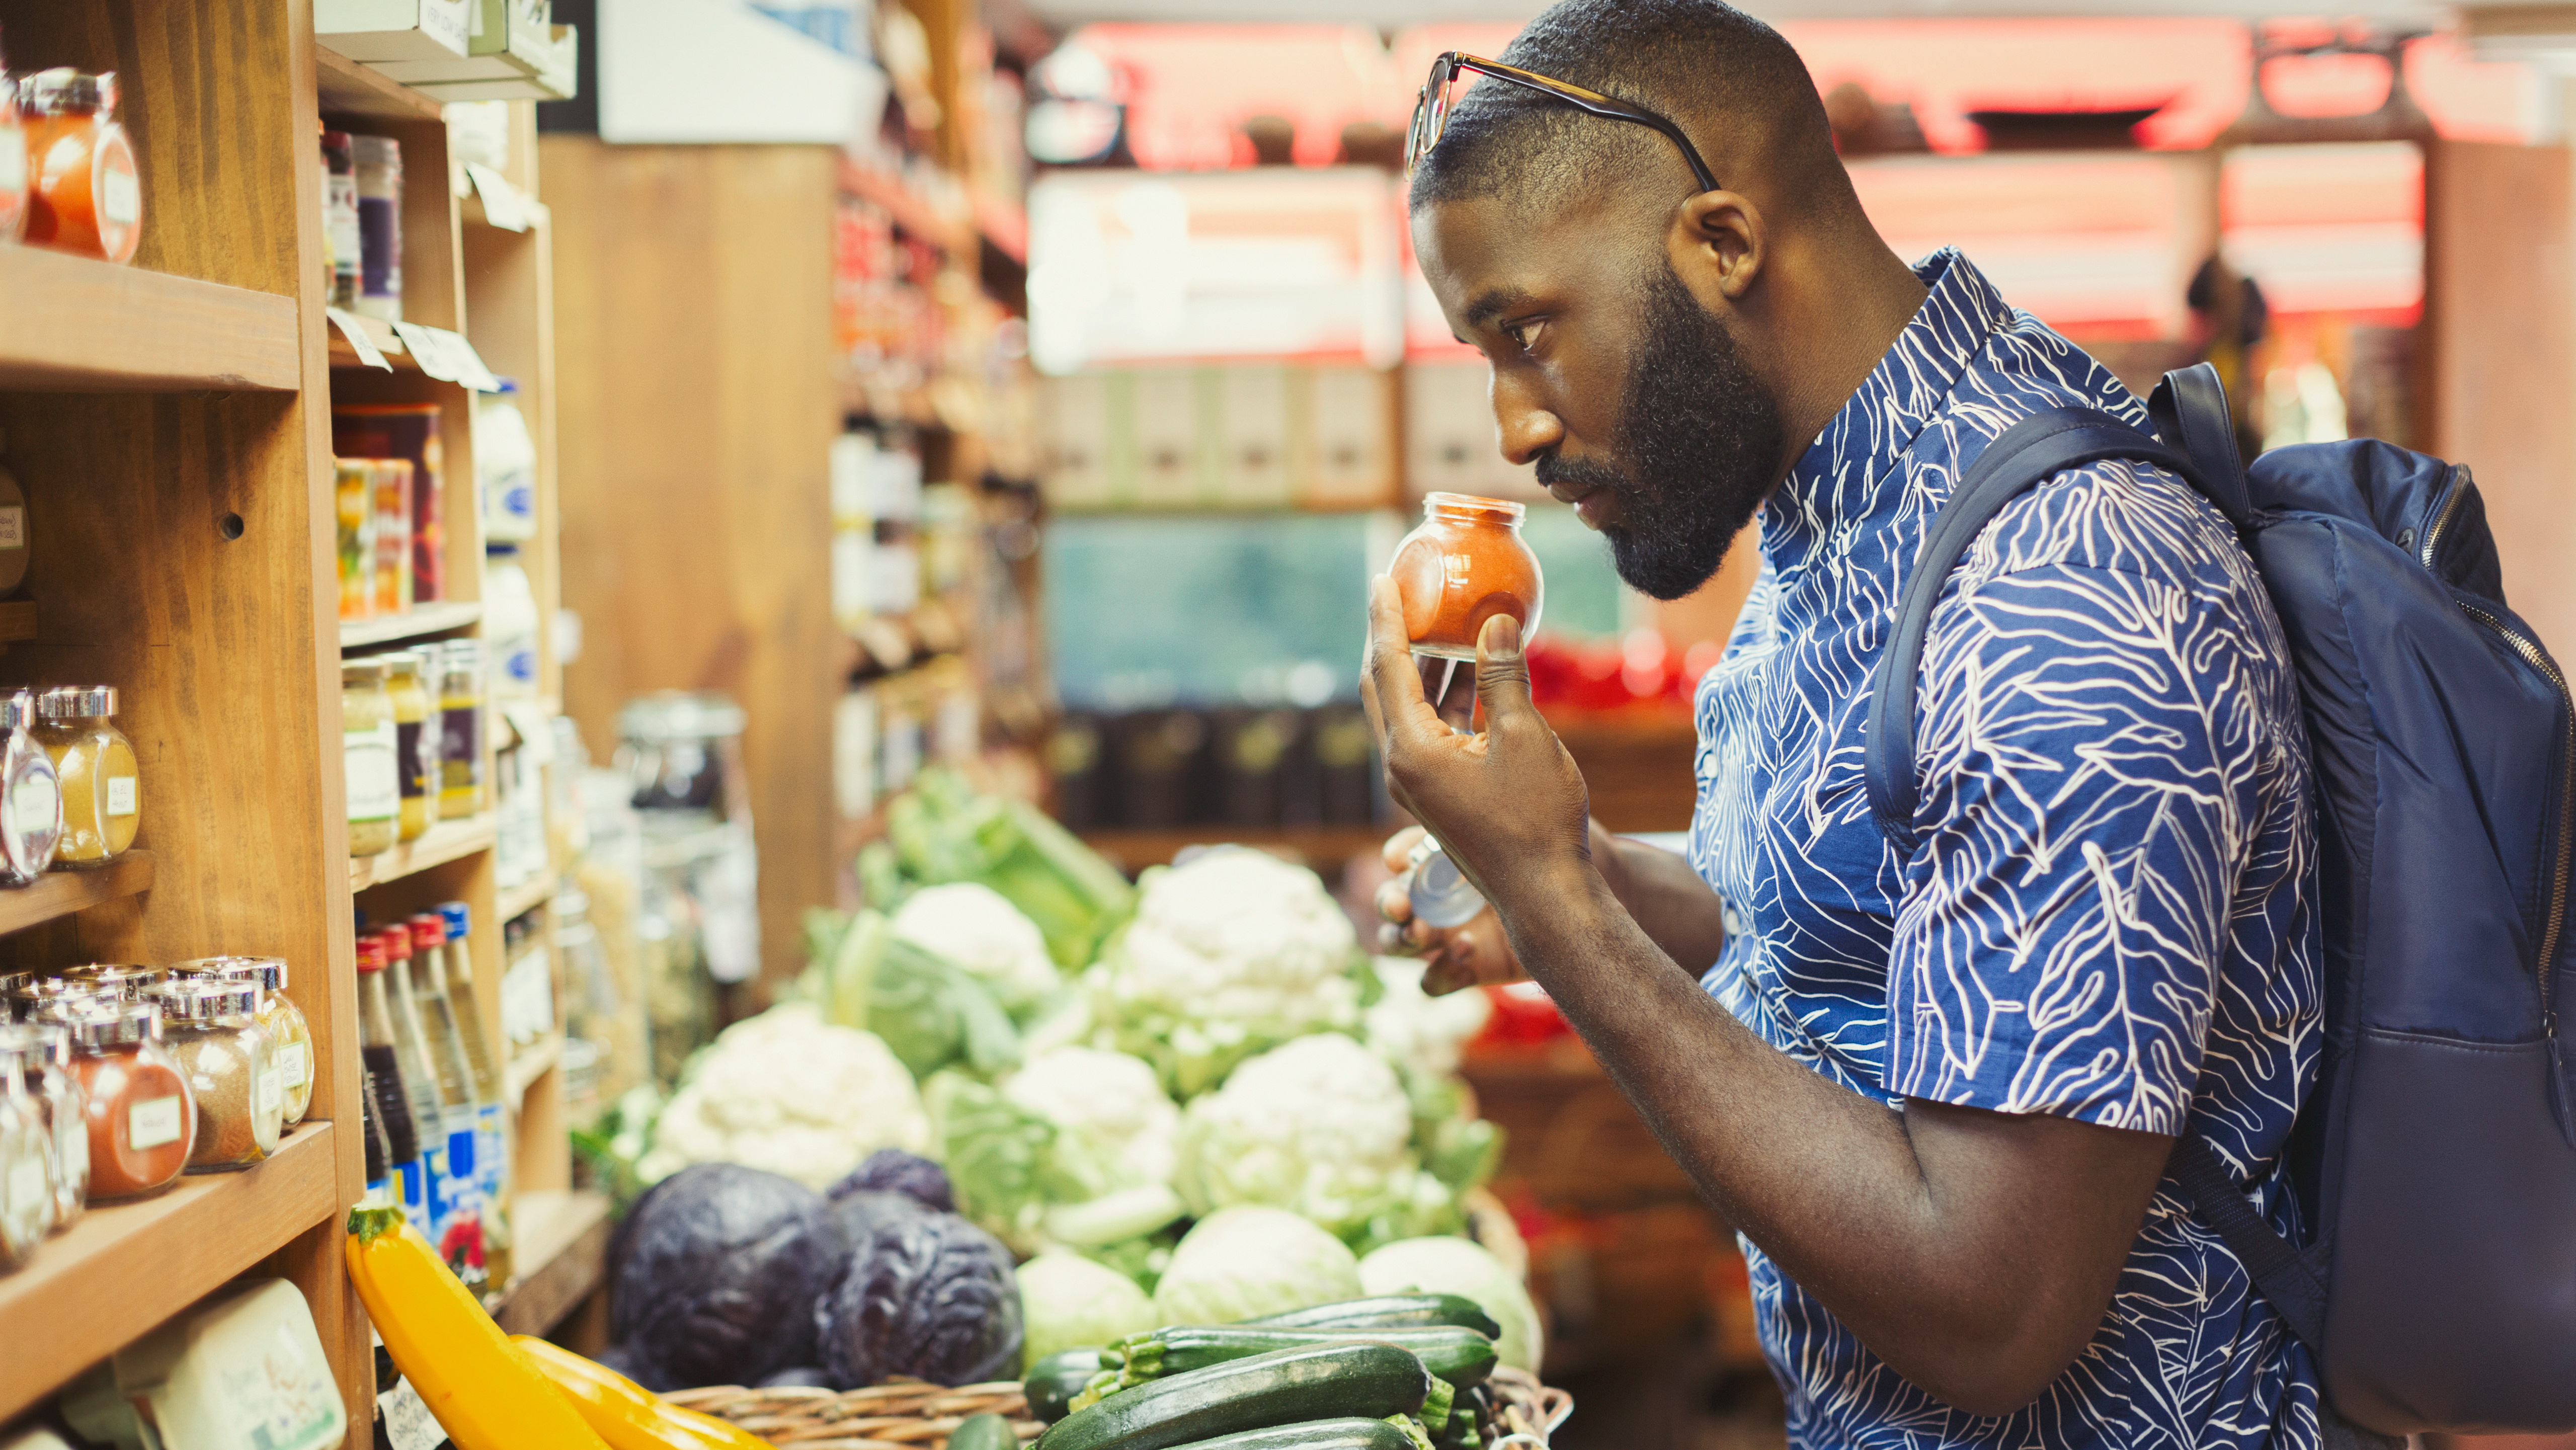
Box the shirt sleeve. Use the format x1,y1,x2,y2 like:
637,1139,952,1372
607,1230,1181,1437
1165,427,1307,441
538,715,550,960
1882,521,2286,1135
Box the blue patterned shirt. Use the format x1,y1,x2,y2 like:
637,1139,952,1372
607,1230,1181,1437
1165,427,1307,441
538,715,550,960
1688,250,2323,1449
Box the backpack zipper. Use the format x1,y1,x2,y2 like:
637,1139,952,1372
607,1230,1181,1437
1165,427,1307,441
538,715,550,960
2454,595,2576,1139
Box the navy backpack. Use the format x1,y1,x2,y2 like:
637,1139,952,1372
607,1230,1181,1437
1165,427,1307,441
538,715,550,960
1863,363,2576,1435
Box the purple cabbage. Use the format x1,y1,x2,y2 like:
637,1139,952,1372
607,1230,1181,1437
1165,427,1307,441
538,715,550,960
828,1149,957,1213
816,1206,1022,1389
610,1165,847,1390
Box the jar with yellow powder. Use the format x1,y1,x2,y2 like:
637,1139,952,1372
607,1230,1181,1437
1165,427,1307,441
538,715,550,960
34,686,137,870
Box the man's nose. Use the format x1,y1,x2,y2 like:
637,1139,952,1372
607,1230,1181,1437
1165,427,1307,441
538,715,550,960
1492,373,1564,467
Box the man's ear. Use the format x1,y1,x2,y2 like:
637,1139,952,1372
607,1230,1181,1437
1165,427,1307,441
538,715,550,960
1675,190,1765,302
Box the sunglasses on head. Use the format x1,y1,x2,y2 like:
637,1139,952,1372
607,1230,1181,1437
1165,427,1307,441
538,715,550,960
1404,50,1722,195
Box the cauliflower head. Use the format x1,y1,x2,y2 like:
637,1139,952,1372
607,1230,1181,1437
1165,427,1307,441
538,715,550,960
1176,1032,1450,1243
1363,956,1494,1083
892,881,1063,1013
1099,849,1364,1094
638,1004,931,1191
1001,1045,1180,1196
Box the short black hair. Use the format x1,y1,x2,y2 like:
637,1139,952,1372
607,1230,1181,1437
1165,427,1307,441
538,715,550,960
1408,0,1843,224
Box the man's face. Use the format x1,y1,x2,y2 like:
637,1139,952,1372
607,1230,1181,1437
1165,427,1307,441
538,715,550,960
1413,193,1785,601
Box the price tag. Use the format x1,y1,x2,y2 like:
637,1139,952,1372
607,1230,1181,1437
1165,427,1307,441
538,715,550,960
463,163,529,232
388,323,505,393
499,701,555,766
327,308,393,371
377,1378,448,1450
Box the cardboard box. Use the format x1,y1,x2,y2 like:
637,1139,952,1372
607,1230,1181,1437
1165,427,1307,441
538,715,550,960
315,0,472,62
412,24,578,100
375,0,550,82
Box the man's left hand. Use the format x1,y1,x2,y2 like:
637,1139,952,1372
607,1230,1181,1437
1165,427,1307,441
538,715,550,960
1359,575,1592,913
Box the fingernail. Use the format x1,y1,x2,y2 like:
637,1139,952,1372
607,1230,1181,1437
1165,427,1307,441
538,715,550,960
1482,613,1522,659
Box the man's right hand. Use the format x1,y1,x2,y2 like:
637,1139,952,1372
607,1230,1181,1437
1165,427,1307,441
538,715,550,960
1375,826,1530,996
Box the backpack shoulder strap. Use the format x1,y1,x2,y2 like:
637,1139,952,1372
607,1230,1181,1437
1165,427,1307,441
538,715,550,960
1863,406,2198,851
2169,1137,2328,1352
2147,362,2255,528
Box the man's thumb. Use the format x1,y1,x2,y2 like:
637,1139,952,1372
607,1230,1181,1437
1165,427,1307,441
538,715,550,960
1476,613,1534,724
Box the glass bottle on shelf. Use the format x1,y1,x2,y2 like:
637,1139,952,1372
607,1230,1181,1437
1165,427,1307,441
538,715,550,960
381,926,455,1253
407,915,490,1287
433,901,512,1287
438,639,487,819
34,685,138,869
357,936,425,1225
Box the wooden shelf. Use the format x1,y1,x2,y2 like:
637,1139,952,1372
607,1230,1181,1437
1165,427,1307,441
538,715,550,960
490,1189,613,1337
0,600,37,647
316,47,443,122
340,599,482,650
351,815,496,892
496,874,553,925
325,310,418,372
0,248,299,392
0,850,154,937
504,1030,562,1106
1079,826,1389,874
0,1122,340,1423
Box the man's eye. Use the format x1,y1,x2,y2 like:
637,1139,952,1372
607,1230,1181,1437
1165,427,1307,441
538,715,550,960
1505,320,1543,353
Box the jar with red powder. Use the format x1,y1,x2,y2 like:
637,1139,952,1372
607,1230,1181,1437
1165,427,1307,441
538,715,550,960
1388,493,1545,663
55,999,192,1200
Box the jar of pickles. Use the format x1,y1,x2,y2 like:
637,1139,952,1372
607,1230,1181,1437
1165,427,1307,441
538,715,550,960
344,658,399,857
19,69,139,265
7,1019,86,1228
56,999,191,1200
171,956,311,1128
383,652,435,843
148,979,278,1172
34,686,138,869
0,689,57,886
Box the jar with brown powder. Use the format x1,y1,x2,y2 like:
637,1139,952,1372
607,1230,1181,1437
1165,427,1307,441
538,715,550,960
148,979,278,1171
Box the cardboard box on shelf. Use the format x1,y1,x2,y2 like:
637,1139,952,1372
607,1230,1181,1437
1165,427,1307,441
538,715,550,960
316,0,473,62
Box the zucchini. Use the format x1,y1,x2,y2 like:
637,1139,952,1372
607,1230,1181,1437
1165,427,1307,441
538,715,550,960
1115,1326,1496,1391
1244,1297,1501,1341
1164,1419,1419,1450
1028,1348,1106,1424
949,1414,1021,1450
1036,1343,1430,1450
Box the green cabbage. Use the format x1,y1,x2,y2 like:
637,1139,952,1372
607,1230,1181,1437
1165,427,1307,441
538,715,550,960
1358,1236,1545,1373
1017,1251,1160,1370
1151,1206,1362,1327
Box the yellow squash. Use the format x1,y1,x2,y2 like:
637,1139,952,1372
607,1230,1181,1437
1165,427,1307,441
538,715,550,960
344,1207,612,1450
512,1335,775,1450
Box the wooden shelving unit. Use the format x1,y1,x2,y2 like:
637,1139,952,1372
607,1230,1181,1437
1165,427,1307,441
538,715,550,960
0,0,575,1430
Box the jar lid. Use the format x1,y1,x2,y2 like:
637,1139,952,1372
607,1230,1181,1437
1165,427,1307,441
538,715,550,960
146,979,258,1024
436,638,480,667
38,685,117,719
58,963,163,997
379,650,423,677
1421,492,1526,524
13,981,115,1017
341,659,388,682
407,914,447,949
619,690,748,743
168,955,287,993
19,68,113,117
59,999,159,1050
0,690,39,731
0,1022,47,1068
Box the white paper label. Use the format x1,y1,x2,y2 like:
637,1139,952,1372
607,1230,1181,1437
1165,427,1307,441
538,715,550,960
378,1378,445,1450
464,163,529,232
128,1093,184,1150
100,167,139,226
6,1155,43,1215
0,128,23,195
346,724,399,825
258,1064,282,1115
279,1040,309,1089
55,1108,85,1182
11,772,57,839
328,308,393,372
105,773,136,818
388,323,502,392
0,506,25,551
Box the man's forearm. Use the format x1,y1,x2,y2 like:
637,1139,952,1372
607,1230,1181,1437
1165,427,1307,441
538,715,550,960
1591,826,1730,977
1492,860,2157,1415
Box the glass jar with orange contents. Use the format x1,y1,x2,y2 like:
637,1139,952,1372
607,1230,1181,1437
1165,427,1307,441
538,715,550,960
1388,493,1545,663
20,69,139,265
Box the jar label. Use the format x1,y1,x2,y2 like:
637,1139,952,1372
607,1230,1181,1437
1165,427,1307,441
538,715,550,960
279,1040,309,1089
347,726,399,825
105,773,136,819
129,1093,184,1151
100,166,140,226
12,772,58,839
258,1064,282,1115
57,1110,86,1180
0,505,24,550
6,1155,43,1216
0,128,23,196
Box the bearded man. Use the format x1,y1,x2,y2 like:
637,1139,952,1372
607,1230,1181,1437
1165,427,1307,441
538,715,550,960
1363,4,2369,1447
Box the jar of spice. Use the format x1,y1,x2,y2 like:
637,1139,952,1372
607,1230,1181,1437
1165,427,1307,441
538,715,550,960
7,977,109,1020
8,1019,87,1228
344,659,399,857
0,1035,49,1265
58,1000,191,1200
19,69,139,265
148,980,278,1172
55,963,163,1000
171,956,311,1128
383,652,435,843
0,688,60,885
1388,493,1546,664
34,686,138,869
437,640,486,819
0,53,27,245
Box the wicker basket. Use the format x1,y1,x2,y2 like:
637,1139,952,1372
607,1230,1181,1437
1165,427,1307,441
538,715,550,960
666,1368,1573,1449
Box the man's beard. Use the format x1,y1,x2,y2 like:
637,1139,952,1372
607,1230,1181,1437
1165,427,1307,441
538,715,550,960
1536,258,1786,601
